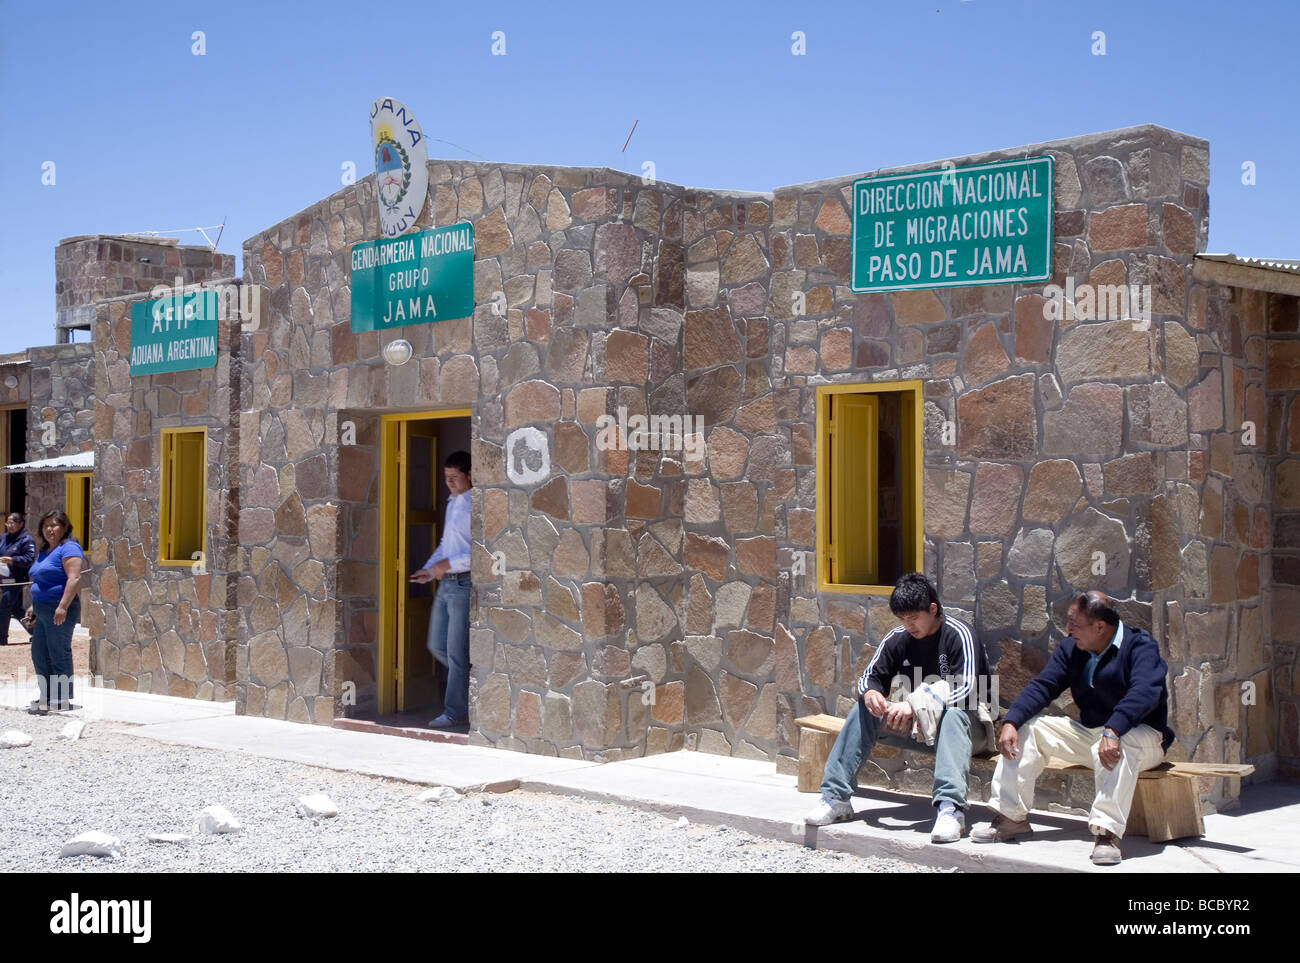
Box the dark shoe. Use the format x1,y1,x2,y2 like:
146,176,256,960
1091,831,1122,865
428,713,469,730
971,812,1033,843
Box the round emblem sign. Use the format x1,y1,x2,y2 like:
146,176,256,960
369,97,430,238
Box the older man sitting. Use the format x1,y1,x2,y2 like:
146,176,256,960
971,591,1174,866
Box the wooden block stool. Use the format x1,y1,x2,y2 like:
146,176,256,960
794,713,1254,842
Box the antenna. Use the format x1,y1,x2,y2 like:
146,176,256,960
123,223,227,251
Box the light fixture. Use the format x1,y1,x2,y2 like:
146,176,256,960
3,376,16,389
383,338,413,366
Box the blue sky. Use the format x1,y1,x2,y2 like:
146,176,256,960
0,0,1294,347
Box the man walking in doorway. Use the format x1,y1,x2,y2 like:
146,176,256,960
410,451,473,731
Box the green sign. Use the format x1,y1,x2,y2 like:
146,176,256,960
350,224,475,332
851,156,1053,292
129,291,219,376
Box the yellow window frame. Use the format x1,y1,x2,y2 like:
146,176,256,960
65,471,92,547
816,381,924,595
159,427,208,567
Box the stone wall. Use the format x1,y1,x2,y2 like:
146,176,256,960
99,124,1285,802
22,342,95,530
238,174,484,723
56,235,234,342
759,126,1284,805
87,291,241,700
1266,290,1300,779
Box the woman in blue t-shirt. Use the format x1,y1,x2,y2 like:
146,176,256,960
25,510,85,714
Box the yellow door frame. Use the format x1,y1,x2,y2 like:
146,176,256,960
377,409,471,715
815,381,924,595
65,471,93,547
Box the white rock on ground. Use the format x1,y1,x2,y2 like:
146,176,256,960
295,793,339,818
0,730,32,748
58,720,86,741
60,831,124,858
674,816,690,829
147,833,191,844
194,805,242,834
417,786,462,803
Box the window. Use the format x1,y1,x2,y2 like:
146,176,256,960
159,428,207,566
65,472,92,547
816,381,924,594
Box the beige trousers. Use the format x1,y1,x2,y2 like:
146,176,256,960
987,714,1165,838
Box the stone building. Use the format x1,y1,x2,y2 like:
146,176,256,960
20,124,1299,812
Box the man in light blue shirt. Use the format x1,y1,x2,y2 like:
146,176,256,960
409,451,473,729
1084,618,1122,687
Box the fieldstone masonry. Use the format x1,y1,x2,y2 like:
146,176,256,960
86,286,242,702
23,343,95,521
56,235,234,342
44,124,1297,812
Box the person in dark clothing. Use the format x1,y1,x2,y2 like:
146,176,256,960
972,590,1174,866
0,512,36,645
803,572,994,843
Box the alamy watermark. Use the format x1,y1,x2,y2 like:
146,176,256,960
1042,277,1152,330
148,277,262,330
594,406,705,462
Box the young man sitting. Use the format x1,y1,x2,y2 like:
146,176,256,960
804,573,992,843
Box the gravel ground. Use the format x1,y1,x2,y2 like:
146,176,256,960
0,708,941,873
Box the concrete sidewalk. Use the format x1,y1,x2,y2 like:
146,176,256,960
4,682,1294,872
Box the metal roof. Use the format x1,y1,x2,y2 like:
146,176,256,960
1,451,94,474
1197,253,1300,274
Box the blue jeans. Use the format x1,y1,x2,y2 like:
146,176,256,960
426,573,471,722
31,597,79,706
0,585,24,642
820,697,974,810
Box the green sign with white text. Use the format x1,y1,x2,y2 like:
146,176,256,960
350,224,475,332
129,291,219,376
851,156,1053,292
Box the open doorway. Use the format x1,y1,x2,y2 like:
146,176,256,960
0,405,26,515
375,410,471,727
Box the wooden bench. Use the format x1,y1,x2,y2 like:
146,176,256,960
795,713,1255,843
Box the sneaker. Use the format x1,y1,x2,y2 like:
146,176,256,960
930,805,965,843
428,713,468,730
803,796,854,827
26,703,48,716
1091,830,1122,865
971,812,1033,844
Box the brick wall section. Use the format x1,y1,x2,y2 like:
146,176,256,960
56,235,234,341
87,291,241,700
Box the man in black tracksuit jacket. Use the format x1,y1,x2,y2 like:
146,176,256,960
972,590,1174,865
804,573,993,843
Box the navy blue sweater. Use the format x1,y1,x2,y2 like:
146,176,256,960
1003,622,1175,751
0,529,36,581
